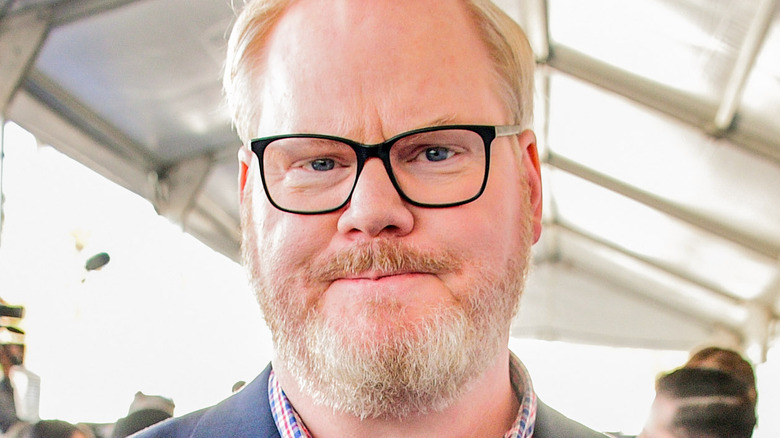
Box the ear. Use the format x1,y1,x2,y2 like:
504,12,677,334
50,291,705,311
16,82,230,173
238,144,253,205
517,130,543,243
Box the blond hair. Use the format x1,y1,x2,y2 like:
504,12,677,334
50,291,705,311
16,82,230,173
223,0,535,144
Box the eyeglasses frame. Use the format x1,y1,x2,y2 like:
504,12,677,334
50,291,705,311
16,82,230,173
250,124,523,215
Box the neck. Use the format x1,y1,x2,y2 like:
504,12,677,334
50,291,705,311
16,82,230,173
273,349,519,438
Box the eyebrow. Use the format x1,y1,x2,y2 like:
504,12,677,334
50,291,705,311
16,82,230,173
276,114,464,142
422,115,459,129
336,115,463,143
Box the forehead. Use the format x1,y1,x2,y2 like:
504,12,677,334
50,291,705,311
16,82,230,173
255,0,506,139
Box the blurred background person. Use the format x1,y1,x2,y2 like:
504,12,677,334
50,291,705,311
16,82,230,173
0,325,40,433
10,419,93,438
684,346,757,408
110,392,173,438
0,301,39,434
638,367,756,438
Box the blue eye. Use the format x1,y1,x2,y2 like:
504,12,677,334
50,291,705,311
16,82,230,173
311,158,335,171
425,147,454,162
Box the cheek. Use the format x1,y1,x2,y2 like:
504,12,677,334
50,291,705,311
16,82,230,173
244,197,338,323
443,170,531,263
251,201,337,278
243,168,319,263
416,205,520,295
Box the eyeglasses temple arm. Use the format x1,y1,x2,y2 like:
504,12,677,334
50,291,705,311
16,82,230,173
495,125,523,137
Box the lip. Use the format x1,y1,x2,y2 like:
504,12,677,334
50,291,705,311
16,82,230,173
337,271,426,282
324,272,446,308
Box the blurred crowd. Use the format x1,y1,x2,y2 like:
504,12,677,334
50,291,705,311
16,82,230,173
0,388,174,438
0,301,174,438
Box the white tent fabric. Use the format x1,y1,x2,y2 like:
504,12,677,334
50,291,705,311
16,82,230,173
1,0,778,359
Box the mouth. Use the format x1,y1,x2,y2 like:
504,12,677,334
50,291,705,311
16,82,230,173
338,271,427,282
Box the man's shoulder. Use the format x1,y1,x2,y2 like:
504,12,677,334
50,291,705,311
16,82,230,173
533,399,608,438
131,364,280,438
129,408,205,438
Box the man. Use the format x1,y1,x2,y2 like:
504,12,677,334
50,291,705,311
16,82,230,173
137,0,605,436
638,368,756,438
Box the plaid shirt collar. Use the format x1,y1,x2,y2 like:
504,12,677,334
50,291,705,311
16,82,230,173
268,352,537,438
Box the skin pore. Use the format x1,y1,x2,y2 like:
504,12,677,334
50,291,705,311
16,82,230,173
238,0,542,436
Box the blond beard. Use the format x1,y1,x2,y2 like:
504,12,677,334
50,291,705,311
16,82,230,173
242,198,533,419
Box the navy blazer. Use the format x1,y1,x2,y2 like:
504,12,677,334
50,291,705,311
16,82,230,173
134,364,606,437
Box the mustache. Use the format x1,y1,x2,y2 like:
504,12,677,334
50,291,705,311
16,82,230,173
308,240,462,281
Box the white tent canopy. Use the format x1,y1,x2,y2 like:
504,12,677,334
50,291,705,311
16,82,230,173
1,0,778,360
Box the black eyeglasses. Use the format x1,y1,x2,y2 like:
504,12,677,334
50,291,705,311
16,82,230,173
250,124,522,214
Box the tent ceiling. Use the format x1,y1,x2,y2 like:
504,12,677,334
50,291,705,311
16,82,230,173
1,0,779,358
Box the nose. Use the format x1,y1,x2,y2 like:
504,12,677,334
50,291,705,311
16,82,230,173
336,158,414,238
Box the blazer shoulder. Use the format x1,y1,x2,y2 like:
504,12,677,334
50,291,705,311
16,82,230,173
534,398,609,438
130,408,205,437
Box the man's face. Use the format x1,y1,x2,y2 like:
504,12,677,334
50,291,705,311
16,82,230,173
239,0,542,419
